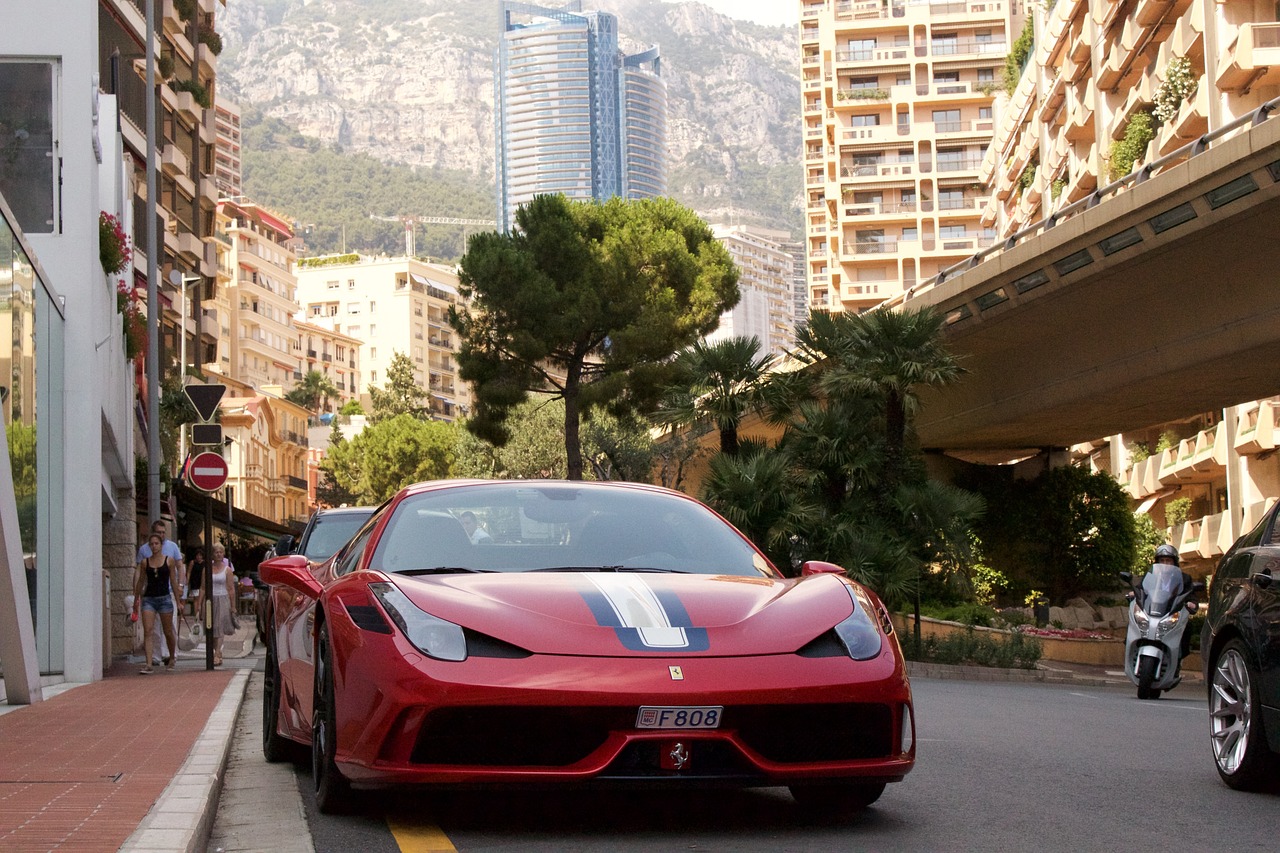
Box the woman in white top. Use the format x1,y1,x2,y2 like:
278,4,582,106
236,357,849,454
195,542,238,665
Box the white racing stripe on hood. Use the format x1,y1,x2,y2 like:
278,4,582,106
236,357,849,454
586,574,689,649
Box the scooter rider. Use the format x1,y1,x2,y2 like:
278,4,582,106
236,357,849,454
1152,543,1195,659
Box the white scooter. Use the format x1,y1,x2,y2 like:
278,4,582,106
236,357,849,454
1119,564,1204,700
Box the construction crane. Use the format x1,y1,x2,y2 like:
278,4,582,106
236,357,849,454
369,214,497,258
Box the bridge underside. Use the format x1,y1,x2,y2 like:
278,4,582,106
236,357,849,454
914,119,1280,458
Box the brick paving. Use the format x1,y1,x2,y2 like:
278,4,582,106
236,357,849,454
0,660,234,852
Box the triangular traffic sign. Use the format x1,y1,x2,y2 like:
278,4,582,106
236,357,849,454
184,382,227,423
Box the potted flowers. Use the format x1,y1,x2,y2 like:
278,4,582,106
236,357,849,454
99,210,132,277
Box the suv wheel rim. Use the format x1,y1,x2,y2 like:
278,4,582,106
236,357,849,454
1209,648,1252,775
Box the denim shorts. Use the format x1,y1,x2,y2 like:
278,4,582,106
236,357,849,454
141,595,174,615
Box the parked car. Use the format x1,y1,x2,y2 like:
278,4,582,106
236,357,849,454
252,506,374,647
258,479,915,814
1203,501,1280,790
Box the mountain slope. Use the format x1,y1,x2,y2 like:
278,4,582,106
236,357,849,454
218,0,801,239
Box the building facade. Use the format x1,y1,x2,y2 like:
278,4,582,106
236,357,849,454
294,256,470,421
708,225,798,357
213,95,243,198
800,0,1018,314
214,198,301,391
295,320,363,413
981,0,1280,576
218,382,311,528
496,1,667,231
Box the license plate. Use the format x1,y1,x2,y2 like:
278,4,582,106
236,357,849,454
636,706,723,729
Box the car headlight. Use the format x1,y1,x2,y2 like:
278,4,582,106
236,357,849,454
369,582,467,662
1132,607,1149,632
832,584,883,661
1156,611,1180,638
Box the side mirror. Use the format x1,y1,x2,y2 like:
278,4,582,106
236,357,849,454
1119,571,1133,586
274,534,296,556
801,560,846,576
259,554,322,600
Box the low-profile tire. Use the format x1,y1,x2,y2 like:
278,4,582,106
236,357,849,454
312,620,353,814
789,781,886,815
1210,640,1278,791
1136,655,1160,700
261,634,297,763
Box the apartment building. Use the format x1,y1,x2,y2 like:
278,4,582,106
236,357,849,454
98,0,223,375
800,0,1018,313
213,95,243,198
982,0,1280,574
496,1,667,231
708,225,798,357
217,379,312,527
294,256,471,421
295,320,363,413
212,198,301,390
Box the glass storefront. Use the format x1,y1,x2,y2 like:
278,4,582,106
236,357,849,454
1,191,64,674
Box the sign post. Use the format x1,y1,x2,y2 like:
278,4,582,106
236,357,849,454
183,382,226,672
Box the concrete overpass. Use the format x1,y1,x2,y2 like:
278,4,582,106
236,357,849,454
902,100,1280,459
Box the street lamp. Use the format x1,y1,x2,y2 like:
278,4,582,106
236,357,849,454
169,270,202,464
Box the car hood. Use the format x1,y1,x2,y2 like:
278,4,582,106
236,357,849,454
386,571,857,656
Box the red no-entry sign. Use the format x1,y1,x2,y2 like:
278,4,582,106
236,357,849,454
188,451,229,492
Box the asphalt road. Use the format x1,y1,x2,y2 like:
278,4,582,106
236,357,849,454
221,674,1278,852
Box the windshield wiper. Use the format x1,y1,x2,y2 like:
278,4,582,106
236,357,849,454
526,566,690,573
394,566,493,575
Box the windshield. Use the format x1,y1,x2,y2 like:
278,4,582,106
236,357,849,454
369,482,775,577
301,510,375,561
1140,563,1185,617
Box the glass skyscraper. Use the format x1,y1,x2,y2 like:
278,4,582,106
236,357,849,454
496,1,667,231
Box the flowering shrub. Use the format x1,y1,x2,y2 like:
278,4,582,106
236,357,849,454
1017,626,1110,640
99,211,132,276
1154,57,1196,124
117,280,146,361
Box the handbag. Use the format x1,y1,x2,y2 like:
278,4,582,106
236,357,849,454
177,613,198,651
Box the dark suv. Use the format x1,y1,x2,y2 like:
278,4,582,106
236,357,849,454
252,506,374,645
1203,500,1280,790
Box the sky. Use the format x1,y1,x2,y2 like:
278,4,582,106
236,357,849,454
661,0,799,27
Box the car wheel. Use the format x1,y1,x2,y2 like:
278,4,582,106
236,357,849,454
789,781,885,814
1136,656,1160,700
262,632,296,763
312,620,353,813
1209,640,1277,791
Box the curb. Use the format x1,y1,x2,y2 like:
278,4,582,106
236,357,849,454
119,668,251,853
906,660,1203,689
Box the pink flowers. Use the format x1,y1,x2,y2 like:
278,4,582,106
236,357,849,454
99,210,132,276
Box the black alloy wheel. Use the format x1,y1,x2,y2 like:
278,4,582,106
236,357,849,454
312,620,353,813
262,629,297,763
1209,639,1278,790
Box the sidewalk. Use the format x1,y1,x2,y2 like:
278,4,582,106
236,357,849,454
0,621,258,853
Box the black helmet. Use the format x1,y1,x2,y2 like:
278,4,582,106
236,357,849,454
1154,543,1179,565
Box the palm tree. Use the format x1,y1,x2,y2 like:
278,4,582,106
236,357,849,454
654,336,777,456
794,307,963,494
286,370,340,414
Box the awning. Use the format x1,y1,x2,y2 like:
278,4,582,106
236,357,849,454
410,273,428,285
1135,489,1177,515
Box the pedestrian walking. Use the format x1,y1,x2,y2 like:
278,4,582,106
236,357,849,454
195,542,238,666
132,532,179,674
186,546,206,616
136,519,185,664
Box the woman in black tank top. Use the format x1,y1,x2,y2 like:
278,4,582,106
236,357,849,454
132,532,178,674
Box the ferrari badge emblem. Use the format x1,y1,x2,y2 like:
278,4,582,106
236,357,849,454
669,665,683,680
668,742,689,770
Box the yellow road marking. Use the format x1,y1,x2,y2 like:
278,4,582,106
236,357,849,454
386,817,457,853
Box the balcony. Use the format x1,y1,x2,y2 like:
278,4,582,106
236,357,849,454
244,463,263,481
1242,498,1279,532
936,155,984,174
1136,0,1175,26
1234,400,1277,455
268,478,285,496
1156,83,1209,156
1170,0,1204,60
843,201,919,219
1215,23,1280,92
834,47,911,69
177,231,204,264
160,143,190,179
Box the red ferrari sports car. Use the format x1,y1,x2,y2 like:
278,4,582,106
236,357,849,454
259,480,915,814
